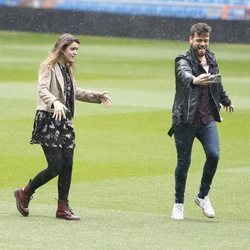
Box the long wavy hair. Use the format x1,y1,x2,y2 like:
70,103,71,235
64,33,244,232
42,33,80,69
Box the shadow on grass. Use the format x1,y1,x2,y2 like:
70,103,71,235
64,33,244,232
183,218,219,223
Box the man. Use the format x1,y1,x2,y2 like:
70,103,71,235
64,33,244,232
168,23,234,220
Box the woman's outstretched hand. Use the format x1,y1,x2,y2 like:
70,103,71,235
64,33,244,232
100,92,112,108
52,100,68,120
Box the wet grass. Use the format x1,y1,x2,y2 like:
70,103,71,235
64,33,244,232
0,31,249,249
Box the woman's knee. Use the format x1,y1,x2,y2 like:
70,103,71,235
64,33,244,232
48,163,62,176
44,148,63,176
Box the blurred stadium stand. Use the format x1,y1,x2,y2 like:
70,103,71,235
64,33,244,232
0,0,249,43
0,0,250,20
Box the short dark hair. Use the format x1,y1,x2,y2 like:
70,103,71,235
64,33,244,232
190,23,211,37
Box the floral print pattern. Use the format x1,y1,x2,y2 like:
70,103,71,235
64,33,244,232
30,111,75,148
30,63,75,148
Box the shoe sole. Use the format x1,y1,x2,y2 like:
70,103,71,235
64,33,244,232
56,216,80,221
195,198,215,218
14,190,29,217
171,216,184,220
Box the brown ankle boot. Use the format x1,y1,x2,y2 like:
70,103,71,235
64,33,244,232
56,200,80,221
14,183,33,217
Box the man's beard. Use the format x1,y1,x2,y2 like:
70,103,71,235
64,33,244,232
194,46,207,57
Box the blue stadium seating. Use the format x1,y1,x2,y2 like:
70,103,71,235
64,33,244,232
1,0,249,20
54,0,250,20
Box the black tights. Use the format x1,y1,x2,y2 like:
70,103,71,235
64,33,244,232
29,145,74,200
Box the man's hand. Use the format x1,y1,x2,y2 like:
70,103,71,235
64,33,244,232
193,73,214,86
52,100,68,121
100,92,112,108
224,104,234,112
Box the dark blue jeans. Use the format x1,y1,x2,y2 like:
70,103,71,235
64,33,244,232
174,120,219,203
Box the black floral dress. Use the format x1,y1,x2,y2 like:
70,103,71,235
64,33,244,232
30,64,75,149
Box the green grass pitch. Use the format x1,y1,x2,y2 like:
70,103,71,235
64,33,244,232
0,31,249,249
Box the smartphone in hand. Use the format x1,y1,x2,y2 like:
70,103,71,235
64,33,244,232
209,74,221,83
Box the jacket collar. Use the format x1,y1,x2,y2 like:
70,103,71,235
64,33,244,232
189,47,216,66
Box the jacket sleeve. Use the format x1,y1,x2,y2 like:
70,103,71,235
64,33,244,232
38,63,58,108
71,75,101,103
219,82,231,106
75,87,102,103
172,57,194,120
175,58,194,88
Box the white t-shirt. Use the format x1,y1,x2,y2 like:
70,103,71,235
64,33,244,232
203,65,209,73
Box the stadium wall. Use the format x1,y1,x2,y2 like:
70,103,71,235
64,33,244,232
0,6,249,43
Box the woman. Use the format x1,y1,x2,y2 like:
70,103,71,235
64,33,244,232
14,34,112,220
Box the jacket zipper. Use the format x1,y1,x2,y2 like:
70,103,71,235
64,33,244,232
186,88,192,123
209,85,220,121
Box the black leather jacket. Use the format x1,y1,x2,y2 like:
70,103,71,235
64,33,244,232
168,48,231,136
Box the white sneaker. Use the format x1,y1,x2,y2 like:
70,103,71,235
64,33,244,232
195,196,215,218
171,203,184,220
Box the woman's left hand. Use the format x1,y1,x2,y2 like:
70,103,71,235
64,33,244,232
100,92,112,108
